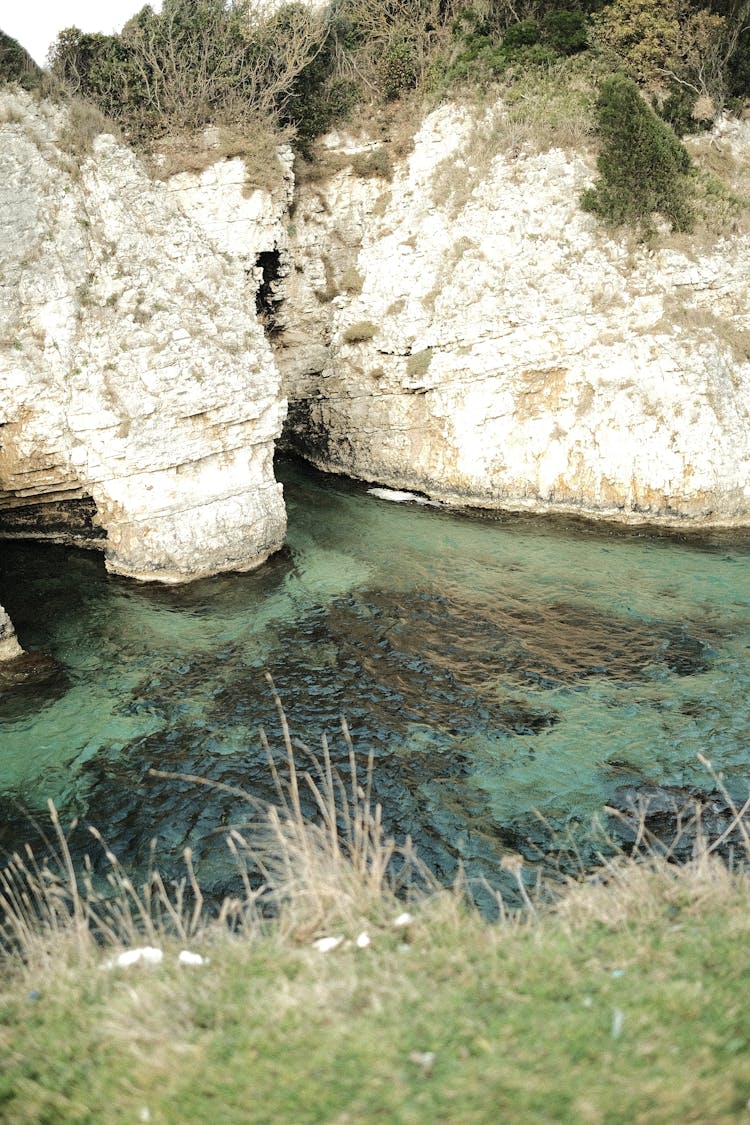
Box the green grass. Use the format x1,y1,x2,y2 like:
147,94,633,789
2,856,750,1122
2,702,750,1122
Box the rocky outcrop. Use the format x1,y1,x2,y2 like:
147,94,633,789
276,105,750,527
0,88,286,582
6,80,750,569
0,602,22,661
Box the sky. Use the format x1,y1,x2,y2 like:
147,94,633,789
3,1,163,67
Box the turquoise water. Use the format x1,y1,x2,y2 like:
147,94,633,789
1,459,750,902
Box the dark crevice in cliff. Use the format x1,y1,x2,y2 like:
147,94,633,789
279,397,331,462
0,496,105,546
254,249,284,337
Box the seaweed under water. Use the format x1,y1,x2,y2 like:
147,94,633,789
1,459,749,908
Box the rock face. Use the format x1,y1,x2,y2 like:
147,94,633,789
276,105,750,526
5,82,750,570
0,603,22,661
163,146,293,338
0,88,286,582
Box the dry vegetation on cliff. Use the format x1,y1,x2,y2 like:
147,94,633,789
11,0,741,228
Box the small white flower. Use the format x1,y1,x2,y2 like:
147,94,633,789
178,950,206,966
393,912,413,927
356,932,371,948
120,946,163,967
102,946,164,970
611,1007,624,1039
312,936,344,953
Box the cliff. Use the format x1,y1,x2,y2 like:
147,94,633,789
4,81,750,660
276,102,750,526
0,88,286,585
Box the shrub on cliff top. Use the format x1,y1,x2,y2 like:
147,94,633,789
581,73,694,234
589,0,750,109
49,0,328,143
0,30,43,90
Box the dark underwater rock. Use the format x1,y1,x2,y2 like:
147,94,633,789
0,651,62,687
345,588,713,688
0,651,68,720
605,783,749,860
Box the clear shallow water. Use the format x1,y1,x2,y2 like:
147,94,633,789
2,458,750,904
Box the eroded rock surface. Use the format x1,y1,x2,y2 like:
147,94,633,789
0,88,286,582
0,603,21,661
277,106,750,527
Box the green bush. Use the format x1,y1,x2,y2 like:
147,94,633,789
440,37,505,85
727,26,750,99
280,7,361,147
541,10,589,56
581,73,694,234
439,7,591,92
0,30,43,90
377,38,419,101
503,20,541,51
48,0,328,144
50,27,144,124
656,84,706,137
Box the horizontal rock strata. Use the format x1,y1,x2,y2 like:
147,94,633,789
276,108,750,527
0,89,287,582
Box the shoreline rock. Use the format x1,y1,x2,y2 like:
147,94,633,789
275,106,750,528
0,88,287,584
0,603,22,661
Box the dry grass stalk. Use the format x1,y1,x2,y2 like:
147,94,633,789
552,753,750,933
0,802,216,969
227,674,429,939
149,119,288,192
3,688,750,970
0,675,427,963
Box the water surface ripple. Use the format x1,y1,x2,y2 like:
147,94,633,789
1,459,750,905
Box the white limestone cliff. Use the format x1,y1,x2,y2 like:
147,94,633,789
0,88,287,584
5,74,750,622
276,104,750,527
0,603,22,661
164,145,293,277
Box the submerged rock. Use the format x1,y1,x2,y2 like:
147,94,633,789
0,651,61,686
0,635,67,719
325,587,713,691
0,88,286,583
605,783,748,860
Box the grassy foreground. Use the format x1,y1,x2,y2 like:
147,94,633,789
2,704,750,1123
2,856,750,1123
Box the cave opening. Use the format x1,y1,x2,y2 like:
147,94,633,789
254,248,284,336
0,496,105,545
